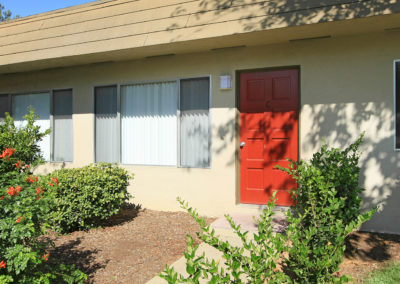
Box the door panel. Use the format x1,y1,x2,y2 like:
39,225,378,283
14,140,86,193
240,69,298,206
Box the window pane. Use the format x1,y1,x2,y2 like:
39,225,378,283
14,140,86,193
12,93,51,161
0,94,9,119
180,77,210,167
53,89,73,162
396,62,400,149
121,81,178,165
95,86,118,163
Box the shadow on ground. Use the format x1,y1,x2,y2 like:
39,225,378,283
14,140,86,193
345,231,400,262
50,238,107,277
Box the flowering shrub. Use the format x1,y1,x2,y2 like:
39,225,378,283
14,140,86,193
0,110,50,167
0,147,87,283
48,163,133,233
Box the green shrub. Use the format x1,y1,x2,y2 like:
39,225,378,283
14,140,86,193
161,194,290,283
278,135,375,283
0,110,50,168
48,163,133,233
161,136,375,283
0,148,87,283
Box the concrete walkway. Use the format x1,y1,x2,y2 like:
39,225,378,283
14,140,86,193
146,211,287,283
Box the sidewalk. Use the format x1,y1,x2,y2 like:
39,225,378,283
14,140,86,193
146,211,287,283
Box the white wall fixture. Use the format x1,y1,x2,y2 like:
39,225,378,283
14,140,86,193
220,75,232,90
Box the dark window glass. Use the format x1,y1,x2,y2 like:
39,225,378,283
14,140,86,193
0,94,9,119
396,62,400,149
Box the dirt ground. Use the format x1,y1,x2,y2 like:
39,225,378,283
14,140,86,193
341,231,400,282
49,207,400,283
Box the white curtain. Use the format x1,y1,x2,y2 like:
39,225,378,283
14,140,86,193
12,93,51,161
180,78,210,168
95,86,118,163
53,90,73,162
121,81,178,166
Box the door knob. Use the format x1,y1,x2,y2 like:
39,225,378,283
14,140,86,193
240,141,245,148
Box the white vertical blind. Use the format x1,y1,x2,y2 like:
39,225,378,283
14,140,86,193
95,86,118,163
121,81,178,165
180,78,210,168
12,93,51,161
53,90,73,162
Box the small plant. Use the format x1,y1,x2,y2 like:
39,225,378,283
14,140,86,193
48,163,133,233
160,193,290,283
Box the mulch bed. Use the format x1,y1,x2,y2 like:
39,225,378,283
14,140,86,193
49,207,400,283
50,207,214,284
341,231,400,282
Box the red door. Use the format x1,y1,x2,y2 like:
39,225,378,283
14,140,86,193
240,69,298,206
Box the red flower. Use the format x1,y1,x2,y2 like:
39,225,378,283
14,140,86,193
42,253,49,261
26,175,38,183
36,187,42,195
51,177,58,185
7,187,16,196
0,260,6,269
14,161,22,168
15,216,22,223
0,196,4,200
25,164,30,169
16,185,21,193
1,148,16,159
48,182,54,187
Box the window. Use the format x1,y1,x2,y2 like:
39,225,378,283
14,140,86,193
396,61,400,150
12,93,51,161
53,89,73,162
3,90,73,162
95,77,211,167
180,78,210,167
121,81,178,166
0,94,10,120
95,86,118,163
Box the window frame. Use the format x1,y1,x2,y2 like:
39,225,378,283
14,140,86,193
4,88,74,163
93,75,212,168
395,60,400,151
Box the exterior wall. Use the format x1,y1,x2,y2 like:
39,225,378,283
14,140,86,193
0,31,399,233
1,0,398,70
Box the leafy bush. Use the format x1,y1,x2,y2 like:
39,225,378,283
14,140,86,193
279,135,375,283
161,195,290,283
48,163,133,233
0,110,50,168
0,148,86,283
161,136,375,283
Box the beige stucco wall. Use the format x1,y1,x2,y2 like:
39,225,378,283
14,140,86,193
0,31,399,233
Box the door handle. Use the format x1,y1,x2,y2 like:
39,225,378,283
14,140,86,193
240,141,245,148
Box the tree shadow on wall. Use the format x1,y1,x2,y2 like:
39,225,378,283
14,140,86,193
165,0,398,42
213,101,399,233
